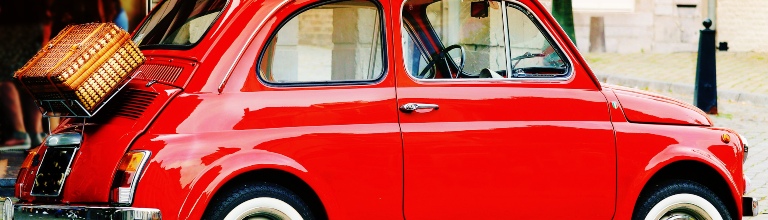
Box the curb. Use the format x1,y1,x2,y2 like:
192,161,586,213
595,73,768,106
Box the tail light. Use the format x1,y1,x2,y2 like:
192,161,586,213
110,150,151,205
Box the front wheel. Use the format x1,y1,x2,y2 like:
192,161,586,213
203,182,314,220
633,180,731,220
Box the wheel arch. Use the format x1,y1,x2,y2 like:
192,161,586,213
636,160,739,220
205,168,329,220
175,150,333,220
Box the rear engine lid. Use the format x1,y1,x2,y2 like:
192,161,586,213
17,58,193,203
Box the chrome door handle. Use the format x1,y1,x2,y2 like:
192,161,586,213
400,103,439,113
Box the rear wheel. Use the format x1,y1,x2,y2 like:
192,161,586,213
633,180,731,220
204,182,314,220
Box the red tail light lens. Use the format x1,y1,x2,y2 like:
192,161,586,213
111,151,151,205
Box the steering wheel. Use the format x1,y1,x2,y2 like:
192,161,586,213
417,44,465,79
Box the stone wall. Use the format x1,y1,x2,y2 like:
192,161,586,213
541,0,767,53
541,0,703,53
717,0,768,52
298,9,334,48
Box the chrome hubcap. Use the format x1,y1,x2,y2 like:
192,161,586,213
239,207,291,220
658,203,712,220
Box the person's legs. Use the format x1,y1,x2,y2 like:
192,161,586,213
0,81,30,148
0,23,44,149
18,85,44,146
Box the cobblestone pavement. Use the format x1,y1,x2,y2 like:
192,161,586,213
584,52,768,96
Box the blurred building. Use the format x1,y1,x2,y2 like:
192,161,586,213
540,0,768,53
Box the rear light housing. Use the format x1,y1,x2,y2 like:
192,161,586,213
110,150,151,205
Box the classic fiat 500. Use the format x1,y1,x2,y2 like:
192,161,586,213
7,0,758,219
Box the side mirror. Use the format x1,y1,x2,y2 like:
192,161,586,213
471,1,489,18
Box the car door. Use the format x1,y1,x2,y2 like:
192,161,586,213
395,0,616,218
215,0,403,218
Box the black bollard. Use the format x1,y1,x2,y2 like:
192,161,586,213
694,19,717,114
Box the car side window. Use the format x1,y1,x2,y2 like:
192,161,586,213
402,0,506,79
258,0,385,84
401,0,568,80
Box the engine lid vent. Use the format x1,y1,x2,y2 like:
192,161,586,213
134,64,183,84
112,89,158,119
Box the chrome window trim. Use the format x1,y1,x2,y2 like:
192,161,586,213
398,0,575,82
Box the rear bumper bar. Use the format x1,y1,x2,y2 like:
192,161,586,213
4,201,161,220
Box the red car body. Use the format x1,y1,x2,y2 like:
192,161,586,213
10,0,753,219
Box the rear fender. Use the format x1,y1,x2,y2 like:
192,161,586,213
173,149,332,219
176,150,333,220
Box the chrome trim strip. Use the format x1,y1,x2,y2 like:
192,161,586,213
11,204,161,220
218,0,295,93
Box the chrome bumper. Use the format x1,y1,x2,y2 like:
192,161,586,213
6,203,161,220
744,196,760,216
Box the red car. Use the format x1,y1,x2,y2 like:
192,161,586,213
6,0,757,219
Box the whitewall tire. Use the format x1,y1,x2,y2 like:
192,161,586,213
223,197,304,220
204,182,314,220
634,180,731,220
644,193,722,220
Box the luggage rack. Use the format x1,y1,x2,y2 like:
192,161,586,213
35,74,136,118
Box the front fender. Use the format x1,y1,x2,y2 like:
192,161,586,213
613,123,744,219
623,148,741,218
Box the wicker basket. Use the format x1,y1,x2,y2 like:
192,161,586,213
14,23,144,116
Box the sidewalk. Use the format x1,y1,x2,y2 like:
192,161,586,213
585,52,768,219
585,52,768,104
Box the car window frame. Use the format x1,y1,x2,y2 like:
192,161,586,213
255,0,389,87
399,0,574,82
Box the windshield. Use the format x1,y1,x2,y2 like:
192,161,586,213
133,0,227,48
